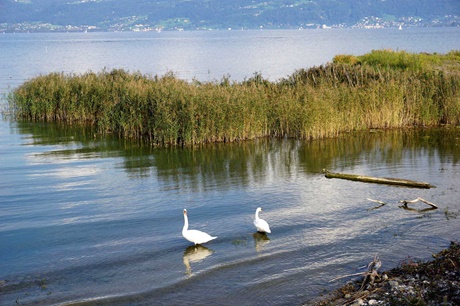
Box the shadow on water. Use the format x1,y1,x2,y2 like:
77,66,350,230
399,205,439,213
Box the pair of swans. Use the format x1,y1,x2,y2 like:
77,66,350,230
182,207,271,245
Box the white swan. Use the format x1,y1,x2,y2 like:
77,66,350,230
182,209,217,245
254,207,271,233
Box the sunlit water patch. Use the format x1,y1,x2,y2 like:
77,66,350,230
0,120,459,305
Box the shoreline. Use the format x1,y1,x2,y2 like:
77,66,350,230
305,241,459,306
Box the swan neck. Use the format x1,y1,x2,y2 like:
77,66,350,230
183,213,189,233
255,209,260,220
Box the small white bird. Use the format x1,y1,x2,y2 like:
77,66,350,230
254,207,271,233
182,209,217,245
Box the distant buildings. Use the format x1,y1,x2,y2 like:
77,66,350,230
0,14,458,33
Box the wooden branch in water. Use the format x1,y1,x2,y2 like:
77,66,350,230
366,197,438,211
367,198,387,210
323,169,436,189
329,272,365,282
329,255,382,284
399,197,438,208
367,198,387,205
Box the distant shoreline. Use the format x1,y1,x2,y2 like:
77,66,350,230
1,24,459,34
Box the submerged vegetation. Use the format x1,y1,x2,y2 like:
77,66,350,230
8,50,460,146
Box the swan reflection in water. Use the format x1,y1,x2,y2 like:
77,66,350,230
183,245,214,275
253,232,270,253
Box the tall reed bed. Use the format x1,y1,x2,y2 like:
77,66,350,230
9,50,460,146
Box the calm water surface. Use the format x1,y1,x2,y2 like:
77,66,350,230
1,121,459,305
0,29,460,305
0,28,459,89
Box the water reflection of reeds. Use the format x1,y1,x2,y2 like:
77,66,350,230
15,120,460,193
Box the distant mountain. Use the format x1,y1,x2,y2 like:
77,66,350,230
1,0,459,32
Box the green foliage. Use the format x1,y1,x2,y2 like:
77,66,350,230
333,54,360,66
358,49,421,70
354,49,460,72
8,50,460,146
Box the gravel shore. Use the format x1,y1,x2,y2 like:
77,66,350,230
306,241,459,306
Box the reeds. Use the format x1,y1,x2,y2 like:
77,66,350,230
8,50,460,146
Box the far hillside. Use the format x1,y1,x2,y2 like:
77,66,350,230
1,0,459,31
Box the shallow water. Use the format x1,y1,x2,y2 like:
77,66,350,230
1,120,459,305
1,28,459,305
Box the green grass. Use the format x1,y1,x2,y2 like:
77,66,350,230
8,50,460,146
333,49,460,72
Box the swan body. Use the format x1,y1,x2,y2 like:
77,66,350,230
182,209,217,245
254,207,271,233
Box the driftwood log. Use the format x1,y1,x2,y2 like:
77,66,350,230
323,169,435,189
399,197,438,208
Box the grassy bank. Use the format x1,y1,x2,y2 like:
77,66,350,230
8,50,460,146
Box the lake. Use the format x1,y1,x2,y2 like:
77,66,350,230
1,27,460,88
0,28,459,305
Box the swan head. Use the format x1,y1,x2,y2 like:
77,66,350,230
183,209,187,215
256,207,262,212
